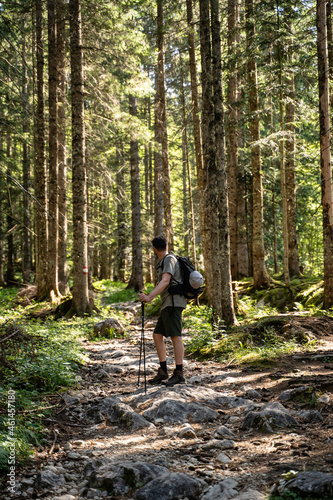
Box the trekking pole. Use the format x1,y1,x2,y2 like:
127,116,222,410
138,292,147,394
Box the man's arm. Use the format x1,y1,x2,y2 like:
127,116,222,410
139,273,171,303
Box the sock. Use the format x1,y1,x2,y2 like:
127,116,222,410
176,364,183,372
160,361,167,373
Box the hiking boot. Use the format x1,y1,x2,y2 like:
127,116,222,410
165,369,185,387
148,367,168,385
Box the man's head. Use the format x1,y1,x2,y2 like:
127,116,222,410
151,235,168,252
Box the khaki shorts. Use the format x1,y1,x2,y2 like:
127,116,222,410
154,307,184,337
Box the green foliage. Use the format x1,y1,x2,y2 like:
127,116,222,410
185,295,317,364
96,280,139,304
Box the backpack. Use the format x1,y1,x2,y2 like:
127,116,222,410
164,255,204,300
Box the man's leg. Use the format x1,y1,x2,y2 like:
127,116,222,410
153,333,167,362
165,335,185,386
171,336,184,365
148,333,168,385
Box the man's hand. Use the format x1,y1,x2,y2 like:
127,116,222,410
139,292,152,303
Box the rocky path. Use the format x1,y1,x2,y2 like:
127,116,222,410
8,307,333,500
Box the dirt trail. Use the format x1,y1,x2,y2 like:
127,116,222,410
8,311,333,499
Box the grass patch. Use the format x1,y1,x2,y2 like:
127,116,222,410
184,302,317,365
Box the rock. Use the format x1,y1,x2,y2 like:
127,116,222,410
179,424,197,439
135,472,207,500
85,460,168,495
142,398,218,424
241,402,298,432
217,453,232,464
102,397,154,430
52,496,77,500
187,376,202,384
278,385,315,403
103,365,124,374
214,425,235,438
96,369,109,380
67,452,81,460
93,318,124,338
34,470,66,490
272,470,333,497
233,489,265,499
62,393,82,406
245,390,262,400
318,394,331,404
298,409,323,423
201,478,239,499
202,439,236,451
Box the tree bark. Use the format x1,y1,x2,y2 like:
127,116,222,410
245,0,270,288
47,0,60,299
317,0,333,309
22,33,32,284
227,0,239,280
6,131,15,286
180,55,196,265
127,95,143,291
186,0,205,257
115,147,126,282
199,0,216,307
69,0,91,315
57,0,69,294
35,0,48,298
211,0,236,325
153,67,164,238
156,0,173,248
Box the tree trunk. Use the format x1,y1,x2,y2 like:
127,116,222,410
156,0,173,248
199,0,216,308
186,0,207,272
227,0,239,280
127,95,143,291
317,0,333,309
0,151,4,286
180,55,196,265
285,60,300,277
211,0,236,325
277,25,290,287
35,0,48,299
22,33,32,284
57,0,69,294
154,66,164,238
6,131,15,286
245,0,270,288
69,0,91,315
115,147,126,282
47,0,60,299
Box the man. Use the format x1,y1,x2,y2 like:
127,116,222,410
138,236,187,386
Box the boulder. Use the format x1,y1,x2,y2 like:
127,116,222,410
241,402,298,432
135,472,207,500
272,470,333,497
93,318,124,338
34,470,66,490
142,398,218,424
85,460,168,495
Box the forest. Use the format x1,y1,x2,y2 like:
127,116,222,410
0,0,333,498
0,0,332,320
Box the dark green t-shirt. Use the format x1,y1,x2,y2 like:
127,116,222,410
157,254,187,310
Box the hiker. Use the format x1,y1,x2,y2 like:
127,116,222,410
138,235,187,386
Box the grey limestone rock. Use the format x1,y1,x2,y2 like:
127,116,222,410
201,478,239,499
34,470,66,490
85,460,168,496
272,470,333,497
135,471,207,500
142,398,218,424
241,402,298,432
278,385,315,403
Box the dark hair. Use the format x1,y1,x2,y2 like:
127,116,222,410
151,235,167,251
